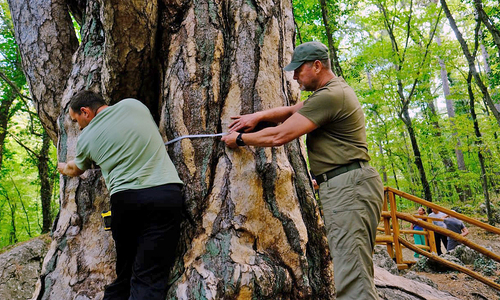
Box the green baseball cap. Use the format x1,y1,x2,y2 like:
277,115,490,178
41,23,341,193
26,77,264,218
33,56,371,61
284,41,329,71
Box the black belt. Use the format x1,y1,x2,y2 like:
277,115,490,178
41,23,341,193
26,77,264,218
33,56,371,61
316,161,363,184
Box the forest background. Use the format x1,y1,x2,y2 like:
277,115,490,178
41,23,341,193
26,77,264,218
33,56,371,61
0,0,499,250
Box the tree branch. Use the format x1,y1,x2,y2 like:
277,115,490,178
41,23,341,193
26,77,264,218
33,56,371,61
0,70,31,102
440,0,500,126
7,131,40,159
474,0,500,59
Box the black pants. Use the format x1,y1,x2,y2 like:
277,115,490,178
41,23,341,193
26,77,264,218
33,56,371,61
434,232,448,256
103,184,183,300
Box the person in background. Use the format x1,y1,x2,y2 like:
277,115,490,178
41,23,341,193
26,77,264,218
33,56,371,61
444,214,469,251
428,208,448,256
222,41,383,300
411,207,427,258
58,90,184,300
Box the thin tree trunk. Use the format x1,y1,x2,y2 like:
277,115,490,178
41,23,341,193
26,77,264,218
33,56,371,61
481,38,492,74
402,131,418,197
293,11,303,45
424,99,466,200
9,201,17,244
368,82,388,185
377,1,436,202
402,109,433,201
39,131,54,233
391,158,400,190
0,93,14,169
379,142,388,184
1,190,18,244
319,0,343,77
474,0,500,59
10,129,55,234
441,0,500,127
467,17,494,224
435,34,467,171
467,71,493,224
479,35,500,142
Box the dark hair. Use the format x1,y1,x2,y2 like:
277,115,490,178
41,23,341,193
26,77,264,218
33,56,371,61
69,90,106,114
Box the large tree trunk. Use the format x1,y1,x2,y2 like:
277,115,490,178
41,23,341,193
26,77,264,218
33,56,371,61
9,0,334,299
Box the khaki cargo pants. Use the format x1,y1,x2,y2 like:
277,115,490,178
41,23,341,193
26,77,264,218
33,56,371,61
318,161,383,300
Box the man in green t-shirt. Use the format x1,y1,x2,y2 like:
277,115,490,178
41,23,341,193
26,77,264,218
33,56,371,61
58,90,183,300
222,41,383,300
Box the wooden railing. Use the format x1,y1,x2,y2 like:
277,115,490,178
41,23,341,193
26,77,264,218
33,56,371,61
378,187,500,291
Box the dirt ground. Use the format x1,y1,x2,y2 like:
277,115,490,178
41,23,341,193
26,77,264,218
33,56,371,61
401,225,500,300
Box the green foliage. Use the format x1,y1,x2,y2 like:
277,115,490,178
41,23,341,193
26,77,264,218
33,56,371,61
0,1,59,249
473,255,498,276
0,106,59,249
293,0,357,64
292,0,500,217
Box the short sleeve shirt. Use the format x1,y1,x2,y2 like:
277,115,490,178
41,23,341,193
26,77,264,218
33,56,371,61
298,77,370,175
428,212,447,228
444,218,464,234
444,217,465,250
74,99,183,195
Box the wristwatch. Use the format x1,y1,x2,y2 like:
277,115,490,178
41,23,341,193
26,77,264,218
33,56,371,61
236,133,246,146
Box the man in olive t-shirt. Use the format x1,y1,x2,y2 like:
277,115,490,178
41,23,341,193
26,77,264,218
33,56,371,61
222,41,383,300
58,90,183,300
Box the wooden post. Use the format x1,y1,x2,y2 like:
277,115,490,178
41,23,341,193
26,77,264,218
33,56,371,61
425,217,437,254
388,191,403,265
384,187,500,235
383,191,394,258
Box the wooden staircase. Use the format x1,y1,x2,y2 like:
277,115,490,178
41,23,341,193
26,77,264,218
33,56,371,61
378,187,500,291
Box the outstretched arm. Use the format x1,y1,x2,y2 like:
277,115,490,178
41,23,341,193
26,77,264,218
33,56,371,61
229,102,304,133
58,161,84,177
222,111,317,148
461,226,469,237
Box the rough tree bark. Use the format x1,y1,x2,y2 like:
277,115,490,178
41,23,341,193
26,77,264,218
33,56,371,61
8,0,334,299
